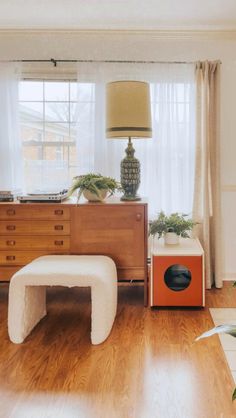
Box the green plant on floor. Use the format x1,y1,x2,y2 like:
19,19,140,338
149,211,197,238
196,282,236,401
68,173,121,201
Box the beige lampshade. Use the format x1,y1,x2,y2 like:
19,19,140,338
106,81,152,138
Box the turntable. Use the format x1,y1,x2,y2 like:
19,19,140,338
17,189,69,203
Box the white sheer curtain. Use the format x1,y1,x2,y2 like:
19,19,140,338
0,63,23,191
76,62,195,216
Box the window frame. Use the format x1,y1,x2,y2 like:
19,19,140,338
19,78,79,174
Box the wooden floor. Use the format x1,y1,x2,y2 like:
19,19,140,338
0,283,236,418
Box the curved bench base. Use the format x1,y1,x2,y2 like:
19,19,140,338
8,255,117,345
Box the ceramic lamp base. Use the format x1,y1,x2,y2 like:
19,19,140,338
120,194,141,201
120,137,141,201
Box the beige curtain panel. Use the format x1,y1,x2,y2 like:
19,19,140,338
193,60,222,289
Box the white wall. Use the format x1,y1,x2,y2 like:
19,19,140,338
0,30,235,278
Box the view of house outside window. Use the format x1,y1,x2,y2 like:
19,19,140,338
19,80,94,192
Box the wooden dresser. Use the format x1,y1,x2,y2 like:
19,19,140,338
0,198,148,299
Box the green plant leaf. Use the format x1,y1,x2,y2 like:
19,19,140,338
196,325,236,401
77,189,83,202
232,387,236,401
196,324,236,341
67,173,121,199
149,211,198,238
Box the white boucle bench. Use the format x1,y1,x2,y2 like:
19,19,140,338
8,255,117,345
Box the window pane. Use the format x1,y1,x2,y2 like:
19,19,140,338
70,103,79,122
19,80,84,192
68,144,79,180
45,82,69,101
69,143,77,165
70,82,78,101
21,122,44,142
20,102,44,122
44,123,70,142
44,146,61,160
23,144,43,160
24,159,69,193
45,103,69,122
19,81,43,101
70,123,77,140
43,144,74,161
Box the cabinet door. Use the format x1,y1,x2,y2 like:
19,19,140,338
152,255,203,306
71,204,146,280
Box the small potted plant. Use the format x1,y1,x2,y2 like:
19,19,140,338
149,211,197,245
68,173,121,202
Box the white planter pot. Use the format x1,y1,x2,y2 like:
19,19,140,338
164,232,179,245
83,189,108,202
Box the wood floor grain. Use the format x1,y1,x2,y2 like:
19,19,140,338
0,283,236,418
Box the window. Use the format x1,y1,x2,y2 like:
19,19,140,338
19,70,195,216
19,80,94,192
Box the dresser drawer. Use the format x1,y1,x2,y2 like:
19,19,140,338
0,221,70,235
0,235,70,250
0,250,70,265
0,205,70,220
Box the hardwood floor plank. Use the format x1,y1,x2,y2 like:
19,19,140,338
0,283,236,418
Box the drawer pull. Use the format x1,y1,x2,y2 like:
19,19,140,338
6,225,16,231
6,209,15,216
6,240,15,246
136,213,142,221
54,209,63,215
6,255,15,261
54,240,64,246
55,225,63,231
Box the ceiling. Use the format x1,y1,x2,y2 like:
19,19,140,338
0,0,236,31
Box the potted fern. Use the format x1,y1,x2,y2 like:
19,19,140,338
149,211,197,245
68,173,121,202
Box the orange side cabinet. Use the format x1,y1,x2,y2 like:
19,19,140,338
150,238,204,307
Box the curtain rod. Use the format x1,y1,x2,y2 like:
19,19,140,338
0,58,211,67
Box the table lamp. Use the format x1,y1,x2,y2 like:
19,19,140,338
106,80,152,201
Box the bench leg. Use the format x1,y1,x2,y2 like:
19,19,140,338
91,282,117,345
8,285,47,344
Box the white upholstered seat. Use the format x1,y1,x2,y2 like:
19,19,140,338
8,255,117,345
